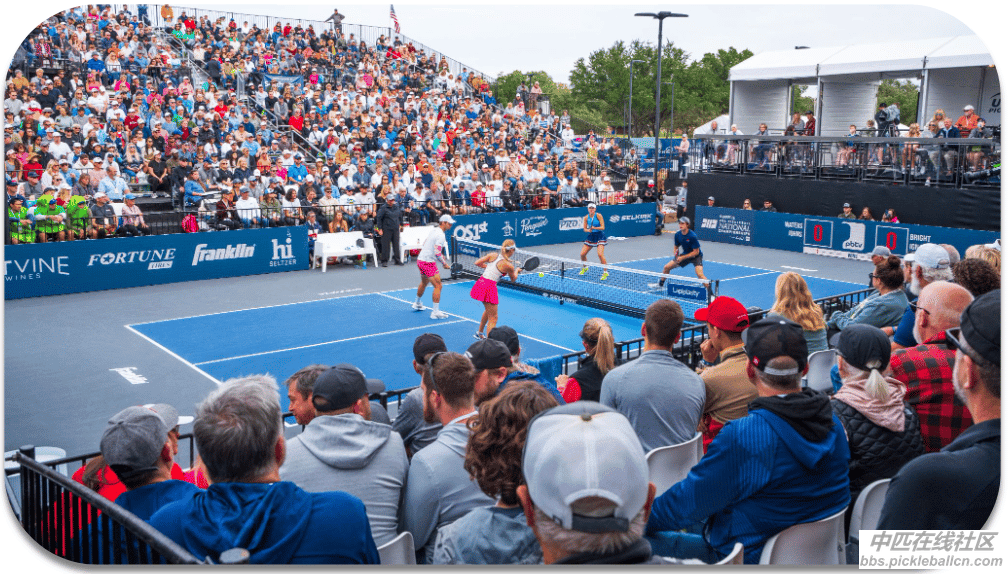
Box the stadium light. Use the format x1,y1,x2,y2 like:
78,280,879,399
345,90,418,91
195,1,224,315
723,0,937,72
636,12,688,171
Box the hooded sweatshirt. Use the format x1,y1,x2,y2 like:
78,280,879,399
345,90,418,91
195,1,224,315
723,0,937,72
401,414,494,563
279,413,408,546
149,481,379,564
648,388,850,564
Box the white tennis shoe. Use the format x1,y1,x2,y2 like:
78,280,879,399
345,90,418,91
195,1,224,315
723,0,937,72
430,310,449,319
412,301,425,311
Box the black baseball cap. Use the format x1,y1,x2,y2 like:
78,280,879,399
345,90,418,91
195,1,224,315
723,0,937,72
413,333,446,364
488,325,520,355
742,315,808,375
465,338,513,371
830,324,890,372
949,289,1000,366
311,364,368,412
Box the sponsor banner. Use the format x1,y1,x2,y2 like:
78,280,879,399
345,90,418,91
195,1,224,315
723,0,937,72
666,282,708,304
451,203,655,248
5,227,308,299
695,207,999,261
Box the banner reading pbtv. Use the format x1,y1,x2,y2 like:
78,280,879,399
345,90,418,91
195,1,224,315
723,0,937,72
694,207,999,260
450,203,656,248
4,227,309,299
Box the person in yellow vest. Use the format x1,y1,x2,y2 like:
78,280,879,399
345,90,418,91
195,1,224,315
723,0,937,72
33,190,66,242
7,195,35,244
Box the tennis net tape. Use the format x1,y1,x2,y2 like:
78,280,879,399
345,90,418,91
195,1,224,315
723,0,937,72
452,237,715,318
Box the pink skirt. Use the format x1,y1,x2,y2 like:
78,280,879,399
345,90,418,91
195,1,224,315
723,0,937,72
470,277,499,305
417,260,439,277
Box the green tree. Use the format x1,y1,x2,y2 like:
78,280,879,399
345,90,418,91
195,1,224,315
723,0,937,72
876,79,920,125
791,85,816,117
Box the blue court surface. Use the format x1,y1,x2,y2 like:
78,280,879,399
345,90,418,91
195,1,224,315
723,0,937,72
127,285,645,414
127,258,863,415
615,257,865,311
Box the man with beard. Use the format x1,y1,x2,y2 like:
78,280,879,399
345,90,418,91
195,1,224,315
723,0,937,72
400,351,493,563
889,281,974,452
886,244,953,349
879,290,999,530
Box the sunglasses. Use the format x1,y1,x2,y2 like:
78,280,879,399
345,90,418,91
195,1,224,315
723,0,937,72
909,301,931,317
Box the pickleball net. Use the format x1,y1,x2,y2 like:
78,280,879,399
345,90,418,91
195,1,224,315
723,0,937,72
451,237,716,319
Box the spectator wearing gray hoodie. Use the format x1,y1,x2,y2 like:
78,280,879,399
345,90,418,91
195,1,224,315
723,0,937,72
400,352,494,563
280,364,409,547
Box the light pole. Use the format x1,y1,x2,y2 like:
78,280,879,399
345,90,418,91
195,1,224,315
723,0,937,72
635,11,687,173
628,59,644,138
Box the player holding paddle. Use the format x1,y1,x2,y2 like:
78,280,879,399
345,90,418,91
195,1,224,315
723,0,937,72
413,214,456,319
469,240,540,340
655,216,713,297
579,203,609,280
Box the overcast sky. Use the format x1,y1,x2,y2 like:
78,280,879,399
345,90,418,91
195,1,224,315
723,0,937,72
2,1,1000,85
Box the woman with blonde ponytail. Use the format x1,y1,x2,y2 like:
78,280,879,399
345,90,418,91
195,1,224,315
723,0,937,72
830,324,924,533
555,318,616,402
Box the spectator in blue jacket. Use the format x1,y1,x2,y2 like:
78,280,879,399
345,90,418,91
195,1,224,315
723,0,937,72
487,326,565,404
646,316,850,564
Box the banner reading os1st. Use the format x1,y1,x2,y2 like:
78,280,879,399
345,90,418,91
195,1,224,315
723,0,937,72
449,203,656,248
4,227,308,299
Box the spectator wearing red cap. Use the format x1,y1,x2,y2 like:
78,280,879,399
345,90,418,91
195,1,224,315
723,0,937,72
694,297,754,450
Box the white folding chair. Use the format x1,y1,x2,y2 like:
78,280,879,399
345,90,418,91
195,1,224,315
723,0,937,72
759,508,847,565
848,478,892,545
376,531,415,565
715,542,745,565
804,349,838,393
645,432,703,495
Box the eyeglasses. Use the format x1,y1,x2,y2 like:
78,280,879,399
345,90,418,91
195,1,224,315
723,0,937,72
424,351,448,394
943,327,988,366
909,301,931,317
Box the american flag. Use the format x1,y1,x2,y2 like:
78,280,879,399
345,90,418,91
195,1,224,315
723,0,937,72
390,5,400,33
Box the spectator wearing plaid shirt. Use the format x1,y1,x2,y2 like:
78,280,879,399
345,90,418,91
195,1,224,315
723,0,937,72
889,281,975,453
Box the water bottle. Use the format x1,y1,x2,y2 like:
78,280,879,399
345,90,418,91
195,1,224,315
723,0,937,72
925,177,931,187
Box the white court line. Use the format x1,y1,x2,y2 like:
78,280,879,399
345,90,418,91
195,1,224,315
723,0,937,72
124,324,222,386
612,255,780,275
128,289,381,327
194,320,469,366
378,291,578,353
719,271,779,282
781,265,819,273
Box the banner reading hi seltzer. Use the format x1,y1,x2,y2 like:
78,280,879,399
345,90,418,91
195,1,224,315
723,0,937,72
4,227,309,300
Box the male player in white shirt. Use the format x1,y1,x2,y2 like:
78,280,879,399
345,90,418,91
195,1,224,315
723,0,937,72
413,215,455,319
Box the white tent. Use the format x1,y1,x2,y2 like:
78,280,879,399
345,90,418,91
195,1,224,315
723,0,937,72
692,114,730,136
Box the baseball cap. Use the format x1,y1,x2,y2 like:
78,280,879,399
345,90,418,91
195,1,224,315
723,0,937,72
124,193,137,200
678,216,691,226
707,196,715,201
904,243,949,270
742,315,808,375
964,104,975,111
830,324,891,372
694,296,750,333
522,402,648,533
487,325,520,355
94,191,107,198
311,364,368,412
465,338,513,371
647,179,655,186
843,202,851,208
413,333,447,364
439,214,455,225
870,246,891,258
951,289,1000,366
100,406,170,478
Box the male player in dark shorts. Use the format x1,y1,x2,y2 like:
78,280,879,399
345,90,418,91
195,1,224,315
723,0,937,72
653,216,713,296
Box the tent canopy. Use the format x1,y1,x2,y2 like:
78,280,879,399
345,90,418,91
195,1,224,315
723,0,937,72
729,35,992,82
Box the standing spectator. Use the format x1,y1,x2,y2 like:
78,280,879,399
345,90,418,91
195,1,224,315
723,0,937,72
600,300,705,452
889,281,975,452
693,296,755,450
401,352,494,563
325,9,345,35
878,290,1000,530
375,192,403,266
280,364,409,547
432,381,558,564
646,316,850,564
149,375,380,564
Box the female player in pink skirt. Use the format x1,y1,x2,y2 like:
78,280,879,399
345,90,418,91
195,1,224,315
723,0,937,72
471,239,520,339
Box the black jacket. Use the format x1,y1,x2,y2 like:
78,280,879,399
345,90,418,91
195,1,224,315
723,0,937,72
375,201,402,230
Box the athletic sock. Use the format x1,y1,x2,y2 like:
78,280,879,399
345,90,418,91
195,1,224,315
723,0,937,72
415,297,421,305
433,303,440,312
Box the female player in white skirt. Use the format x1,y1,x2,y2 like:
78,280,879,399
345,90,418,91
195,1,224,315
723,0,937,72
470,239,520,339
579,203,609,280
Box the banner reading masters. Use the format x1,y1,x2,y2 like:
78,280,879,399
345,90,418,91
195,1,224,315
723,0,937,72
5,227,309,299
694,206,999,261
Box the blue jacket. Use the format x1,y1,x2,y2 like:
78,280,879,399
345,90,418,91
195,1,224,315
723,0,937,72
647,389,850,564
827,289,908,330
498,367,564,404
149,481,379,564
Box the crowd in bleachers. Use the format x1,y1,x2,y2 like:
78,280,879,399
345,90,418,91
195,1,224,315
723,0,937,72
6,5,652,249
